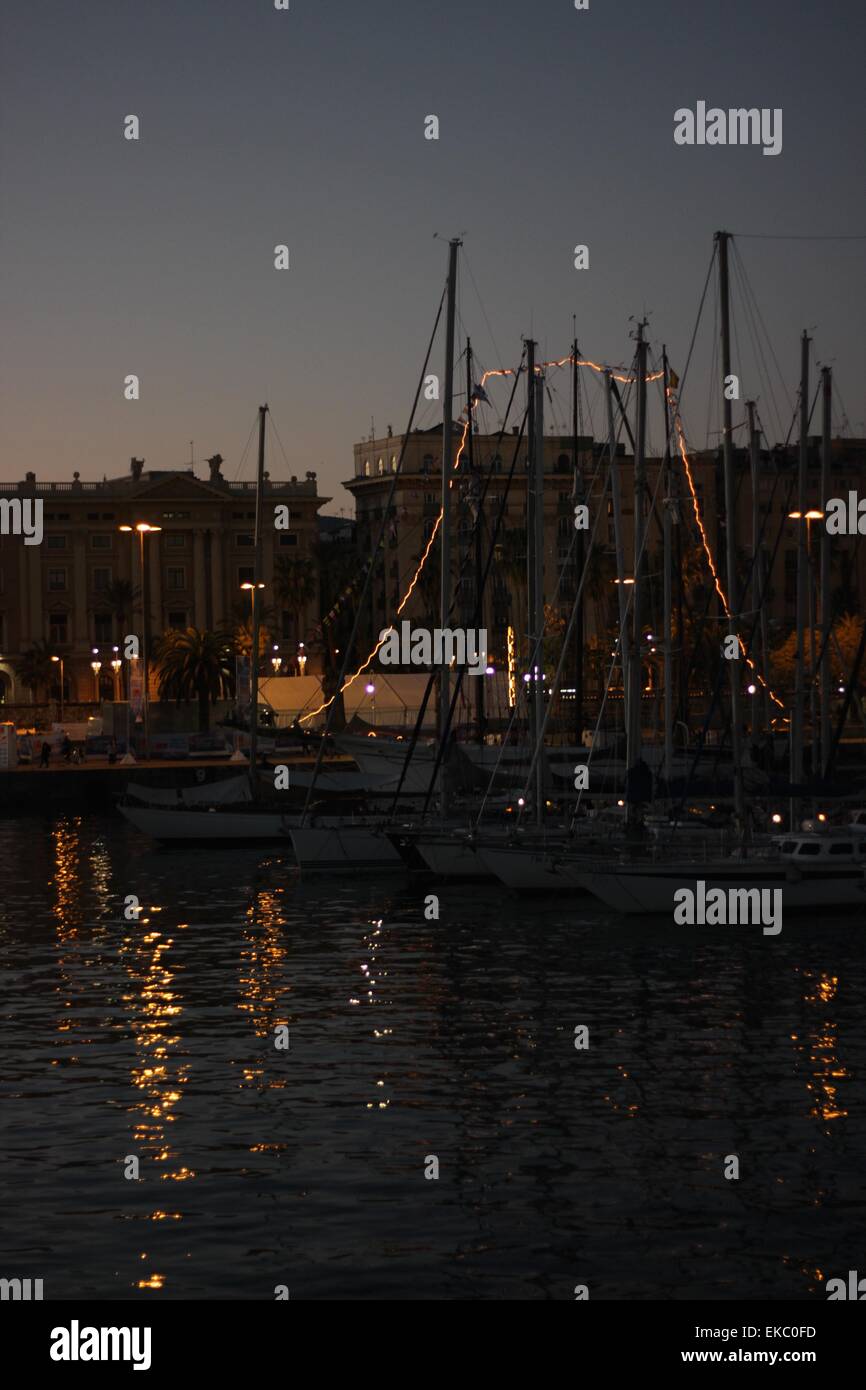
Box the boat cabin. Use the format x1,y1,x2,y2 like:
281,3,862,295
775,831,866,862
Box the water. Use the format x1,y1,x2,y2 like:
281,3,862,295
1,814,863,1301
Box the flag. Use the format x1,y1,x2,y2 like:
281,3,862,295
668,368,680,389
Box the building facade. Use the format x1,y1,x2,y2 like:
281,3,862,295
0,455,328,705
343,425,865,676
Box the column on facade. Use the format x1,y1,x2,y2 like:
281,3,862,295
210,529,225,631
193,528,206,628
27,543,43,644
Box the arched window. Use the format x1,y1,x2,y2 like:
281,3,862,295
422,454,434,474
364,460,371,477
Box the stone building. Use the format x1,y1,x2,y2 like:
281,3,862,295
0,455,328,706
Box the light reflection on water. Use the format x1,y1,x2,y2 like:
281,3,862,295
0,815,863,1301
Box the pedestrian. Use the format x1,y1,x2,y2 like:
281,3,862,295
61,734,72,762
39,741,51,768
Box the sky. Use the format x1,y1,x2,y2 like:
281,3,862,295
1,0,864,514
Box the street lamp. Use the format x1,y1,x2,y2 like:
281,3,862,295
51,654,65,721
90,652,102,702
297,641,307,677
240,582,266,729
111,646,122,699
271,644,282,675
365,680,376,724
119,522,162,759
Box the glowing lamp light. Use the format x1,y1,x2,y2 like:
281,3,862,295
747,683,757,695
485,665,495,676
817,813,827,823
365,683,375,696
617,798,625,807
772,813,783,825
517,797,525,807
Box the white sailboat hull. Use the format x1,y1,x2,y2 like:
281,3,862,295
119,803,290,841
475,840,573,891
582,862,866,915
289,823,404,874
413,835,491,880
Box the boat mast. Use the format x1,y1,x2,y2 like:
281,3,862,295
792,330,810,790
526,339,545,826
249,402,268,788
661,347,674,791
607,371,631,768
820,366,832,776
572,332,585,747
627,320,648,824
467,336,485,743
747,400,772,739
439,237,460,817
716,231,747,833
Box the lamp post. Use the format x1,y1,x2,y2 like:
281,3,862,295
271,645,282,675
111,647,122,699
240,581,265,730
297,641,307,677
119,522,162,758
365,681,376,726
51,654,65,721
91,649,102,703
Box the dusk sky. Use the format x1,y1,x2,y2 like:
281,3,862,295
2,0,863,512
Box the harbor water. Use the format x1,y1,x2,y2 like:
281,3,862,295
1,813,863,1300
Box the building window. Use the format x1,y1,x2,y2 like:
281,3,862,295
167,567,186,591
49,612,68,644
278,533,298,547
421,454,434,474
46,534,67,550
90,534,112,550
281,612,294,640
48,568,67,591
238,566,254,586
168,610,186,629
166,532,187,548
94,613,113,643
92,567,111,592
391,456,398,472
161,511,190,521
377,457,385,475
235,533,255,547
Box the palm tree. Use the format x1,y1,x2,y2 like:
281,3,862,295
14,639,55,704
272,555,316,647
153,628,236,731
224,600,277,662
103,578,136,640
